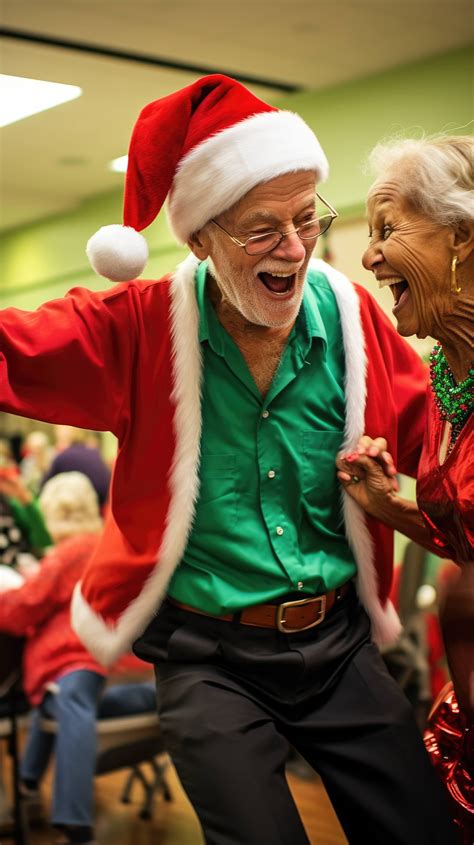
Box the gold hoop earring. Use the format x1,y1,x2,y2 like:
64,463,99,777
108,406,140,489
451,255,462,294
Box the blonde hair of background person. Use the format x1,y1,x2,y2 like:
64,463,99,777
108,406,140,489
39,471,103,542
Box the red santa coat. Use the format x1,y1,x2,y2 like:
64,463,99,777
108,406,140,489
0,256,427,665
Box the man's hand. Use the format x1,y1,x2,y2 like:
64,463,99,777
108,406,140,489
336,436,398,516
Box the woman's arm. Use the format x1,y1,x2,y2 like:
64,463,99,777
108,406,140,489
336,439,447,556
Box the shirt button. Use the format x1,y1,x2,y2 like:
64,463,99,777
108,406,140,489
276,526,284,536
297,581,304,590
262,410,269,419
267,470,276,479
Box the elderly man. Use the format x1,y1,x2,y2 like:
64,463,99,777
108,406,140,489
0,75,456,843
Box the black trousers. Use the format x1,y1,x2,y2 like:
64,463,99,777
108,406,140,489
134,586,457,845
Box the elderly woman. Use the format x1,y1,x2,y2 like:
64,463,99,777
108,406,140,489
337,135,473,839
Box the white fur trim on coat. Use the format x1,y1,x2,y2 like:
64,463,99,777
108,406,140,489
72,253,203,665
168,111,329,243
313,258,401,646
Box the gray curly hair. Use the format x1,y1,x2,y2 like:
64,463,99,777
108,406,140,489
367,135,474,226
39,471,102,541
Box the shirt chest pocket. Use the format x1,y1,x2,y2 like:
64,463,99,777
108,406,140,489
301,431,344,516
195,454,237,530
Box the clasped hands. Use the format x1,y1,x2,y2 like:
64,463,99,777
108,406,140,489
336,436,398,517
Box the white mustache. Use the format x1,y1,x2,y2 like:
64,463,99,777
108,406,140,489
254,259,305,277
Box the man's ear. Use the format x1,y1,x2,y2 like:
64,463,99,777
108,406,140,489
452,220,474,264
187,228,210,260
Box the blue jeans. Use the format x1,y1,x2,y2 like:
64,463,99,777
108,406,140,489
20,670,156,827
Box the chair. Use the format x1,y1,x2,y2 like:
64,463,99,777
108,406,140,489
40,684,172,820
94,710,172,819
0,632,30,845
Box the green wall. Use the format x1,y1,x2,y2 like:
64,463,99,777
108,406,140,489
277,46,472,216
1,45,471,309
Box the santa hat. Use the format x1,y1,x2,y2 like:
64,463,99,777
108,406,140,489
86,74,329,282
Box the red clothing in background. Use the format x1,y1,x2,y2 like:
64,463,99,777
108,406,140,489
0,534,105,705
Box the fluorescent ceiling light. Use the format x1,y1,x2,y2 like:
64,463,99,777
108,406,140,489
0,74,82,128
109,155,128,173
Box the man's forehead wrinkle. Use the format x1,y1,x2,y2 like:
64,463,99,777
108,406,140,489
237,208,282,229
235,196,317,231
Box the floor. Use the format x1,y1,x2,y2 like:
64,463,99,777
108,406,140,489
2,751,348,845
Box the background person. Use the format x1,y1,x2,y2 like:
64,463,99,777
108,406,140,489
41,426,111,509
0,472,152,845
19,430,54,497
0,76,457,843
337,135,473,840
0,454,51,569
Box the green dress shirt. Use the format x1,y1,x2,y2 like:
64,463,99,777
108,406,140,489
168,261,357,613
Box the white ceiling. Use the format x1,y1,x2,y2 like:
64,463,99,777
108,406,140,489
1,0,473,232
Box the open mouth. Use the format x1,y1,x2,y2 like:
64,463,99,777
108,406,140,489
377,276,410,311
258,271,296,296
390,279,410,310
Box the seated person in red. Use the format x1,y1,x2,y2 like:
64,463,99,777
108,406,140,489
0,471,154,845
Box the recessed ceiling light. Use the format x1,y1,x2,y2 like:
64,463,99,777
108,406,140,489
0,74,82,128
109,155,128,173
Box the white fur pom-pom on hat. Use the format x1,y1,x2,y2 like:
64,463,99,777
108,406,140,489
86,224,149,282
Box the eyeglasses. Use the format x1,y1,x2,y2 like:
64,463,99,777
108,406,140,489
211,192,338,256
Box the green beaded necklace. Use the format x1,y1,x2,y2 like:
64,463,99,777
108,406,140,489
429,343,474,449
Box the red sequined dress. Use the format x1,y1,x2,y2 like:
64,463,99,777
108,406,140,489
417,393,474,840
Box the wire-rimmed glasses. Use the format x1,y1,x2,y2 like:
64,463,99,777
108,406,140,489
211,192,338,256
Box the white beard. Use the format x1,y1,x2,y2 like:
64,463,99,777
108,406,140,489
207,243,308,329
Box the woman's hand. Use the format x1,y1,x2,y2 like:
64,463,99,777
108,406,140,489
336,436,399,516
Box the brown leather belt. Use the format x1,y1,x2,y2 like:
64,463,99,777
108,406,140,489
168,581,352,634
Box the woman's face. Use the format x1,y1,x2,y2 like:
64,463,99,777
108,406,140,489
362,181,453,339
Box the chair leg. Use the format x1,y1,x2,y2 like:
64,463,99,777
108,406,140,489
120,767,136,804
139,758,173,819
120,758,173,819
150,758,173,802
10,708,29,845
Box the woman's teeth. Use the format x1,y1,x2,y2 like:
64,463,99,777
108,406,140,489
376,276,410,306
377,276,405,289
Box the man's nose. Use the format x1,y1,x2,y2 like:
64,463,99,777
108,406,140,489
272,230,307,262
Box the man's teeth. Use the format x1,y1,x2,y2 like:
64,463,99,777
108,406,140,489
377,276,404,290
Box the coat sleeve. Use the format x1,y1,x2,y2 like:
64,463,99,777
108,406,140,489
355,284,428,478
0,283,138,437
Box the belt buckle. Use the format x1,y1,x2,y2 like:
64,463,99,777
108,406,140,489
276,595,327,633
